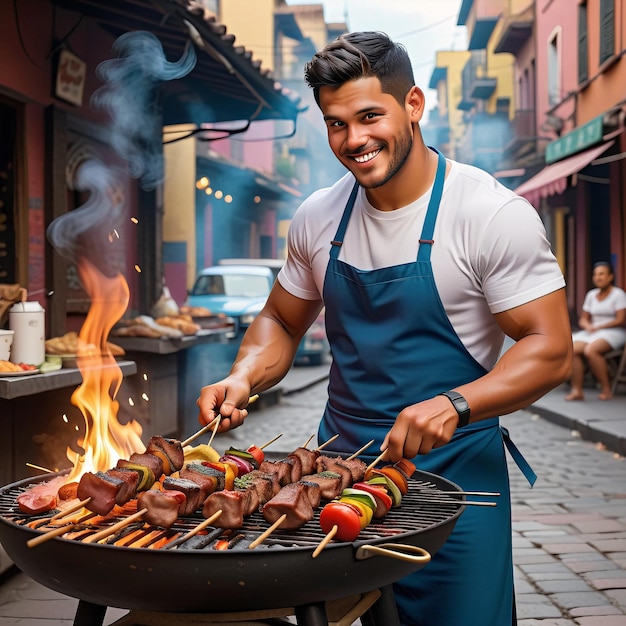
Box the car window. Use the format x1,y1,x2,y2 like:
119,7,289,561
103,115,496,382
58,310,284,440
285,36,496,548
193,275,224,296
223,274,271,297
192,273,270,298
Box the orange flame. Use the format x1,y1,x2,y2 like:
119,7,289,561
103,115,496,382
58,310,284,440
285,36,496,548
66,257,144,482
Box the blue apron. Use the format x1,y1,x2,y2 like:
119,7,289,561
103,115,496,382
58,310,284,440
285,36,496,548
318,151,534,625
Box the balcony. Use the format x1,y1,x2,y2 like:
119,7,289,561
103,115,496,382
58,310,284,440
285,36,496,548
458,0,501,50
494,5,533,55
470,77,497,100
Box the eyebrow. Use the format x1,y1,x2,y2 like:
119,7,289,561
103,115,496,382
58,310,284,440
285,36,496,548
323,105,380,122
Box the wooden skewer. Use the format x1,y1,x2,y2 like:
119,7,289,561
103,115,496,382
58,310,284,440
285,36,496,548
182,394,260,448
26,463,55,474
50,498,92,521
346,439,375,461
165,510,223,550
27,512,97,548
208,415,221,447
248,513,287,549
365,449,389,474
259,433,283,450
82,508,148,544
315,434,339,451
312,524,337,559
182,416,219,447
302,434,315,449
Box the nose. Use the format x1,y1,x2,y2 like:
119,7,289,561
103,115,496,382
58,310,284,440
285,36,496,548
344,124,368,152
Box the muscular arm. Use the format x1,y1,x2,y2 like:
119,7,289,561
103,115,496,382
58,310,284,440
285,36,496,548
197,282,323,429
384,288,573,461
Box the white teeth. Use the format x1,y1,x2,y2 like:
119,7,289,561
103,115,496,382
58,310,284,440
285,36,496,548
354,149,380,163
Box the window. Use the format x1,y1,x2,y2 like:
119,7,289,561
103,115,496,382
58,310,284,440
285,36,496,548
578,2,588,83
599,0,615,65
548,32,561,106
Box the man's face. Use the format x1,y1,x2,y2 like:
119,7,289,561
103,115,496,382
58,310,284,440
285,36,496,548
318,76,414,189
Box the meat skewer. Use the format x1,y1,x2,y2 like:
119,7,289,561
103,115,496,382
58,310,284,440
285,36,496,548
313,457,415,558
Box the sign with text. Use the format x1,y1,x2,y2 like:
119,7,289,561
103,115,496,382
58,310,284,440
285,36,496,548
545,116,604,164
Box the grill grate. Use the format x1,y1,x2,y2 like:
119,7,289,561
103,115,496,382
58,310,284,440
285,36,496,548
0,474,465,552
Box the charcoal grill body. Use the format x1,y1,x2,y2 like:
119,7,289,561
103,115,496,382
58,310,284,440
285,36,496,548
0,470,465,619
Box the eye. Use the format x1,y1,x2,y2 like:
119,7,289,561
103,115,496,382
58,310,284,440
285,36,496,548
328,120,345,128
363,112,379,121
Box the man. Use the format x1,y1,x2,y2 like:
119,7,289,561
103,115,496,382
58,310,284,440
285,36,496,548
197,32,572,625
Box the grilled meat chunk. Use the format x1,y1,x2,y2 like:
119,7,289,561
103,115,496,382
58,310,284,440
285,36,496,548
288,447,320,476
128,453,164,481
180,464,221,500
315,457,353,490
259,460,291,486
77,471,123,516
146,436,185,474
300,471,343,500
261,482,317,530
202,489,253,529
162,477,202,515
137,489,185,528
105,468,140,505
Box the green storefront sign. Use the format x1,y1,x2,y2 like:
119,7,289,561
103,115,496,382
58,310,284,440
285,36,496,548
545,115,604,164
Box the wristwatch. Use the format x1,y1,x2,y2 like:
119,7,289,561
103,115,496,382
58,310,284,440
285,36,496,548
439,390,471,428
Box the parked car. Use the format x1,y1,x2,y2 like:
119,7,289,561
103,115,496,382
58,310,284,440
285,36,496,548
187,261,329,365
187,265,274,337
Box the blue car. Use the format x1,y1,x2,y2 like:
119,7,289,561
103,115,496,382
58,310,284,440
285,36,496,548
187,262,329,365
187,265,275,337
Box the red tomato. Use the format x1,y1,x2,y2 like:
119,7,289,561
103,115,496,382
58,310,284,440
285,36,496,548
246,445,265,465
319,501,362,541
352,482,393,518
19,363,37,371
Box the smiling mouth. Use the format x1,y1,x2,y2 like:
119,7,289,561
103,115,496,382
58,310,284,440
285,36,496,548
352,148,381,163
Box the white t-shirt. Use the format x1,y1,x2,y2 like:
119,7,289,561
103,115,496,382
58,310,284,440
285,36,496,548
278,159,565,370
581,286,626,325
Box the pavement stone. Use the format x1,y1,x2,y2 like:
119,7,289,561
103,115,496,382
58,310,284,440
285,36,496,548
1,361,626,624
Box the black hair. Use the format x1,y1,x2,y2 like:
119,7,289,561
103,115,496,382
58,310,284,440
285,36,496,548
593,261,614,273
304,31,415,106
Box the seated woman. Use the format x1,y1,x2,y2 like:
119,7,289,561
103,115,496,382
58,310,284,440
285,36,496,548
566,261,626,401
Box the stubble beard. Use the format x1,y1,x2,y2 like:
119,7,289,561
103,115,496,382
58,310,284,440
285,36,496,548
359,127,413,189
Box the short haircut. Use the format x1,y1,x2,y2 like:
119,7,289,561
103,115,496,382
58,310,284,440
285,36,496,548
304,31,415,106
594,261,614,273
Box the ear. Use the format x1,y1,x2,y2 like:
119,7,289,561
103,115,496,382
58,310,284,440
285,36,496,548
406,86,425,123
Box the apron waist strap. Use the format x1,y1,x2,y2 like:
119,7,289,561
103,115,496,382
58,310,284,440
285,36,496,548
501,426,537,486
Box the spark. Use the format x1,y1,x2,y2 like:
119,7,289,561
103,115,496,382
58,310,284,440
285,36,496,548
134,264,142,273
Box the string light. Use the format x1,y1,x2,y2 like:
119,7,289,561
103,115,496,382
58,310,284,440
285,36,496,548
214,190,223,199
224,194,233,203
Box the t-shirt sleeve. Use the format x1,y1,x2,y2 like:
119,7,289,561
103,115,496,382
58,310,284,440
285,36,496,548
276,196,323,301
479,197,566,314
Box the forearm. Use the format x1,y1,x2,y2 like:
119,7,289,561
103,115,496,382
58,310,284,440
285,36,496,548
229,314,301,395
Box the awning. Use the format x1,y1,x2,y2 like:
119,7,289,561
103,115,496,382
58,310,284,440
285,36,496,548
50,0,303,125
515,141,614,205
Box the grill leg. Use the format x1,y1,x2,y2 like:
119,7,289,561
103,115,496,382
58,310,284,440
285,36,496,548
294,601,328,626
73,600,107,626
361,585,400,626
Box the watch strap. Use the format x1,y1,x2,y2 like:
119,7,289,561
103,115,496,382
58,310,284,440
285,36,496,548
439,390,471,428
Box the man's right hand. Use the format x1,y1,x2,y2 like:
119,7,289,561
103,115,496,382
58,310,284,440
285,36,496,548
196,378,252,432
